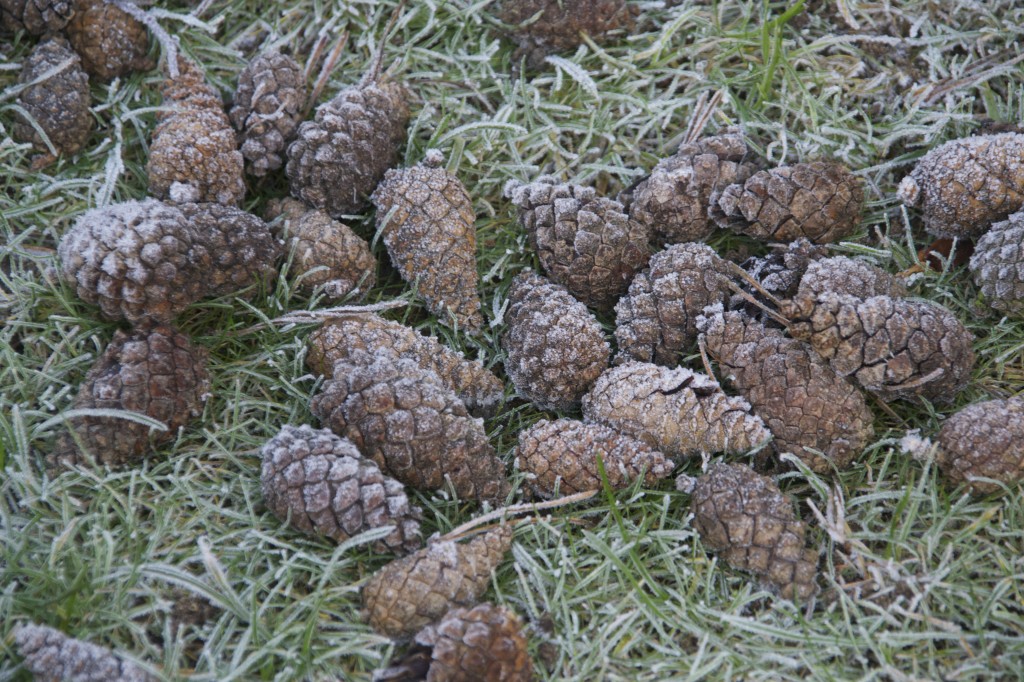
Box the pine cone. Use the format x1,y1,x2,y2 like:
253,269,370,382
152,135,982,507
0,0,73,34
286,77,409,217
687,462,819,601
14,623,155,682
781,293,975,402
12,37,92,167
310,357,509,503
898,133,1024,239
49,324,209,470
386,602,535,682
936,397,1024,495
514,418,673,497
502,271,610,411
497,0,637,69
148,57,245,206
629,128,759,245
372,151,483,331
504,176,651,312
698,310,873,473
796,256,907,301
362,526,514,639
306,313,503,417
729,239,828,322
64,0,153,81
179,203,281,299
260,424,422,553
263,197,376,300
613,242,732,366
713,161,864,243
57,199,207,324
229,50,307,177
582,362,771,461
969,209,1024,314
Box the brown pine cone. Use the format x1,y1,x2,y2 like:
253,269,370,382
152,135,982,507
698,309,873,473
502,271,610,411
179,203,281,299
260,424,422,553
57,199,207,324
310,357,509,503
781,293,975,402
148,57,245,206
362,526,514,639
898,133,1024,239
713,161,864,243
64,0,153,81
263,197,376,300
229,50,307,177
305,313,503,417
380,602,534,682
497,0,637,69
287,76,409,217
969,209,1024,314
504,176,651,312
735,239,829,301
12,37,92,167
935,397,1024,496
14,623,155,682
630,128,759,245
613,242,733,366
0,0,74,34
582,362,771,461
796,256,907,301
49,324,210,471
372,151,483,331
514,418,673,497
685,462,819,601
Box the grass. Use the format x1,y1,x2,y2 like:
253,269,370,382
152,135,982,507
2,0,1024,679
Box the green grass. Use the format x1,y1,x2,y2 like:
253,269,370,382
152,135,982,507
3,0,1024,679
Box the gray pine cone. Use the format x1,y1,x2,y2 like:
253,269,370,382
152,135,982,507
969,209,1024,314
260,424,422,553
14,623,155,682
935,396,1024,496
796,255,907,301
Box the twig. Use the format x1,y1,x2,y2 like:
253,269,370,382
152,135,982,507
108,0,179,78
306,31,349,116
439,490,598,542
231,300,407,335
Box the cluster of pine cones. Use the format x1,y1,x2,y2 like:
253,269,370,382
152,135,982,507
7,0,1024,679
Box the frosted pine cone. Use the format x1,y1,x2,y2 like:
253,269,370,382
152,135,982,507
898,133,1024,239
372,151,483,331
502,271,610,411
630,128,759,245
685,462,819,601
12,37,92,167
0,0,73,34
49,324,210,470
310,357,509,503
264,197,375,300
936,397,1024,495
498,0,637,69
180,203,281,298
970,209,1024,314
796,256,907,301
58,199,207,324
698,310,873,473
287,76,409,217
504,176,651,312
514,418,673,497
782,293,975,402
614,242,733,366
362,526,514,638
378,602,534,682
230,50,307,176
713,162,864,243
14,623,155,682
64,0,153,81
149,57,245,206
260,424,422,553
736,239,828,301
306,313,503,417
582,362,771,461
